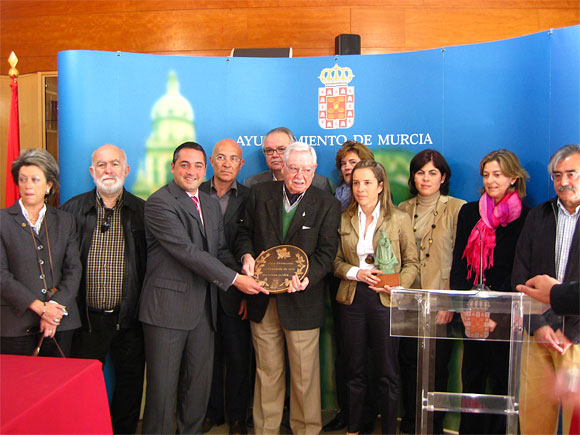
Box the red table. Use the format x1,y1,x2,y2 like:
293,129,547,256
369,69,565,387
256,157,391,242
0,354,112,434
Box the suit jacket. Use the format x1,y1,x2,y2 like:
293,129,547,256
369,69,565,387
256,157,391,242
199,179,249,318
236,181,341,330
1,203,82,336
334,206,419,307
451,201,529,292
398,195,465,290
551,282,580,315
138,181,238,331
511,198,580,343
244,170,332,193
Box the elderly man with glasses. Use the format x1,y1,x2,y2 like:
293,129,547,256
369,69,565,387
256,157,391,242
512,144,580,435
237,142,341,434
244,126,332,192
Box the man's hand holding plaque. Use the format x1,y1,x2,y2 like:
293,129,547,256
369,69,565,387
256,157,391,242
243,245,310,294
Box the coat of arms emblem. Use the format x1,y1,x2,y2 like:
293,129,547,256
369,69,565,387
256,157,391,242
318,64,355,129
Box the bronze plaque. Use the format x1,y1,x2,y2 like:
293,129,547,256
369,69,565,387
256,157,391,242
253,245,309,294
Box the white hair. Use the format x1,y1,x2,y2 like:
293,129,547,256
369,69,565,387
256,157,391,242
283,141,317,166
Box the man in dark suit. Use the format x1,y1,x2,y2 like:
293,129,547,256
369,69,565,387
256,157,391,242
517,274,579,315
62,144,146,434
244,126,332,192
199,139,251,435
237,142,341,434
138,142,267,435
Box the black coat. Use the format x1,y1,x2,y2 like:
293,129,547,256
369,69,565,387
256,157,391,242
199,179,249,319
62,189,147,330
235,181,340,330
512,198,580,343
451,200,530,292
1,203,82,336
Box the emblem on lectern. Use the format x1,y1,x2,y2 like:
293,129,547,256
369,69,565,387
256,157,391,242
463,298,492,339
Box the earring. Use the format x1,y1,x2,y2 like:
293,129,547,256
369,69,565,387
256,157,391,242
46,189,50,194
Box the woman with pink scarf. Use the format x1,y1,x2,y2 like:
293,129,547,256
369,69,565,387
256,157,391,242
450,149,530,434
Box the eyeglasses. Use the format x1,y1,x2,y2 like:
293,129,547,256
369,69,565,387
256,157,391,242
550,171,580,182
214,154,241,164
264,147,287,156
101,208,114,233
286,166,314,176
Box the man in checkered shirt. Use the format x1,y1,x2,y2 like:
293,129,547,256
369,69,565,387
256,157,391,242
62,144,146,434
512,144,580,435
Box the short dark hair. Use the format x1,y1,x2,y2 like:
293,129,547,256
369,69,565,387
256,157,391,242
408,149,452,196
262,127,296,152
172,142,207,165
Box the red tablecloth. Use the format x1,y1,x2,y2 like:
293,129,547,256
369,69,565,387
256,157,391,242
0,354,112,434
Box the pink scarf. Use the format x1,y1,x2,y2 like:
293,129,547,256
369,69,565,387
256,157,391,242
462,191,522,285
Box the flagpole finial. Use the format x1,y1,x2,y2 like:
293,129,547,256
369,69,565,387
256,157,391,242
8,51,18,78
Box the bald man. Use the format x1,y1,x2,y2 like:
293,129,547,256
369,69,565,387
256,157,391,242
200,139,251,434
62,144,146,434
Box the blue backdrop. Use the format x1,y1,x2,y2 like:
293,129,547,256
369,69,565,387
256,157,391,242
59,25,579,208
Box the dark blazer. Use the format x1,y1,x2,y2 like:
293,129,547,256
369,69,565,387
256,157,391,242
0,203,82,337
236,181,341,330
62,188,147,329
450,201,530,292
512,198,580,343
138,181,238,331
551,282,580,315
199,179,249,318
244,170,332,193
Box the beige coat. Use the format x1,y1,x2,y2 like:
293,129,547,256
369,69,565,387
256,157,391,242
398,195,465,290
334,206,419,307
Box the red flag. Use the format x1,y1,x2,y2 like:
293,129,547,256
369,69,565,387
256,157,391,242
5,76,20,206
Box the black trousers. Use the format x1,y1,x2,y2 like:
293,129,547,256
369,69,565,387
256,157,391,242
329,276,378,424
206,302,252,422
459,340,509,434
399,337,455,434
72,311,145,435
1,329,74,357
341,282,399,434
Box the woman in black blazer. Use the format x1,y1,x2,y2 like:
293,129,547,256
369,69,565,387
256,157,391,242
1,149,81,357
450,149,530,434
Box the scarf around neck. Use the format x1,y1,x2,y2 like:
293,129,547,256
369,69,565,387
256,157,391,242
462,191,522,286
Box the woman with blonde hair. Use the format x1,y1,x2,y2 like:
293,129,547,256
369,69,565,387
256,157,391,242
450,149,530,434
334,159,419,434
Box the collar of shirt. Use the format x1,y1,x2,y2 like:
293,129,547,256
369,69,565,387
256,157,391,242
271,171,278,181
557,199,580,217
210,178,238,197
283,184,305,211
19,199,47,234
96,191,123,210
357,201,381,225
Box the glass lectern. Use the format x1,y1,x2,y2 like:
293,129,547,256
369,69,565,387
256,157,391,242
390,289,550,434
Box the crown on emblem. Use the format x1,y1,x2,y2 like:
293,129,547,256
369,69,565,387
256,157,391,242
318,64,354,86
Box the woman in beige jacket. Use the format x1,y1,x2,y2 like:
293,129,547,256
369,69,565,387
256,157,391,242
334,160,419,434
397,149,465,434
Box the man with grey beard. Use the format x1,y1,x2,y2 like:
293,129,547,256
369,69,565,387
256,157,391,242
512,144,580,434
62,144,146,434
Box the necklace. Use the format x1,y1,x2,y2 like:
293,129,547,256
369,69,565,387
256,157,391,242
412,193,440,258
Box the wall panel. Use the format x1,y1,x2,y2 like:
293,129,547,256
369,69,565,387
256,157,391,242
1,0,578,74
